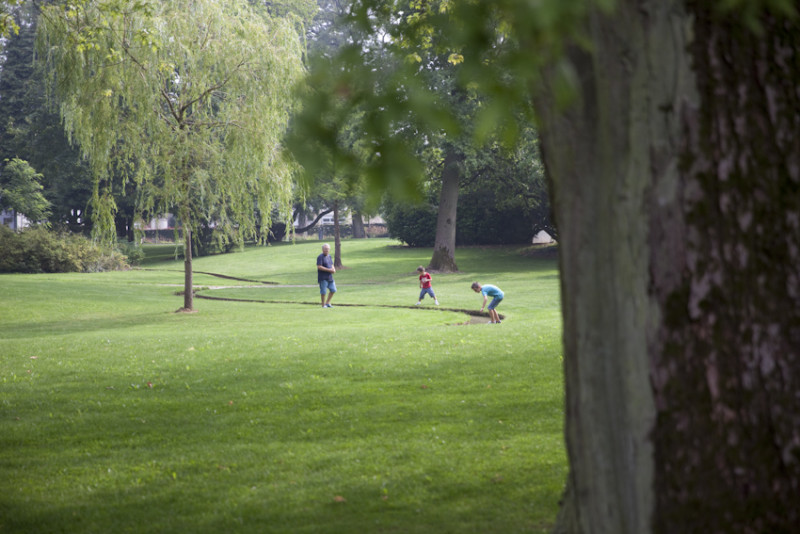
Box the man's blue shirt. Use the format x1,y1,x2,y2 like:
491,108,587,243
317,253,334,282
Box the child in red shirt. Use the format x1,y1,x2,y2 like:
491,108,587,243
415,266,439,306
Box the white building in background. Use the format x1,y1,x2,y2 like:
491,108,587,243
0,208,31,231
135,215,175,231
135,209,387,241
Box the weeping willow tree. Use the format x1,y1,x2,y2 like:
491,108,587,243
37,0,305,311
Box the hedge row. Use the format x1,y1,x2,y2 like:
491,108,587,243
383,193,541,247
0,225,131,273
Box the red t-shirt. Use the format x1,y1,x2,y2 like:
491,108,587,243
419,272,432,289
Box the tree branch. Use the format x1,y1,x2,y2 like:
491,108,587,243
295,208,334,233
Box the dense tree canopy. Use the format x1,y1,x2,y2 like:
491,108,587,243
0,1,95,234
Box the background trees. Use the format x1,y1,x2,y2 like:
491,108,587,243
0,1,95,234
291,0,552,271
38,0,305,311
383,123,550,248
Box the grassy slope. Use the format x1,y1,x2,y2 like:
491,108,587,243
0,239,564,534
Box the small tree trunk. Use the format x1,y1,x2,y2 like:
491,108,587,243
428,149,460,272
333,200,343,269
183,224,193,311
126,216,134,243
352,209,366,238
297,211,307,237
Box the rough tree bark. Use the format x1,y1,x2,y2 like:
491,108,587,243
428,149,461,272
542,1,800,532
539,2,669,530
650,4,800,531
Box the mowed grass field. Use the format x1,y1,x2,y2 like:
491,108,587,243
0,238,565,534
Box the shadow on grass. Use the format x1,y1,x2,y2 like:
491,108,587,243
141,268,279,285
0,312,174,340
193,293,504,322
0,387,556,534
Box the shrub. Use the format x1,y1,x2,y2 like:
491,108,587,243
456,190,534,245
383,201,437,247
118,242,146,266
0,226,130,273
383,194,536,247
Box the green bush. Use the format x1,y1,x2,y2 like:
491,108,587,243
117,241,146,266
0,225,130,273
383,194,538,247
383,201,437,247
456,189,535,245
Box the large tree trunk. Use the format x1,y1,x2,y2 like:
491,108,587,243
542,2,800,533
428,149,460,272
351,209,366,238
650,4,800,531
333,200,343,269
539,2,668,530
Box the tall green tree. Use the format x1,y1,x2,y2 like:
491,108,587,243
0,0,95,234
294,0,549,271
38,0,305,311
291,0,800,532
0,157,51,225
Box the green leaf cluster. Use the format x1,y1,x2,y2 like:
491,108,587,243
0,0,23,40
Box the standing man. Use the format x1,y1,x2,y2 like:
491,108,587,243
317,243,336,308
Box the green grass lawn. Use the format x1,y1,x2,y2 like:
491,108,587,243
0,238,565,534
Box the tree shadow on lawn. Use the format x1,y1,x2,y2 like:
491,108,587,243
0,452,542,534
0,312,175,340
141,268,279,285
0,396,553,533
193,293,504,323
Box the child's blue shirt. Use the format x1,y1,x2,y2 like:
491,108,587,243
481,285,504,298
